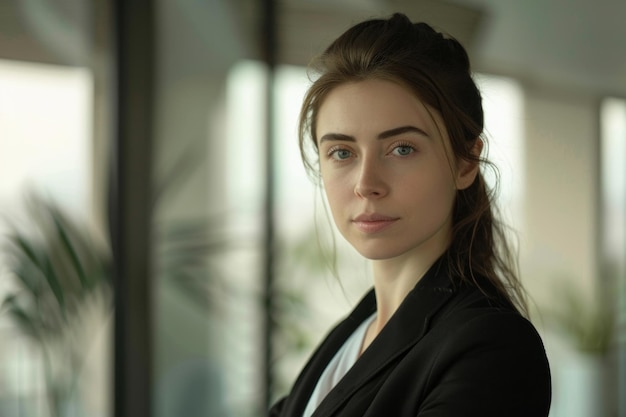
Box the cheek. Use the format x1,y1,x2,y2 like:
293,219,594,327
321,175,354,226
322,174,348,204
407,165,457,208
433,168,458,200
429,153,459,191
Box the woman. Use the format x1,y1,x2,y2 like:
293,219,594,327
270,13,551,417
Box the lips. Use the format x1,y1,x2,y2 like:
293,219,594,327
352,213,399,233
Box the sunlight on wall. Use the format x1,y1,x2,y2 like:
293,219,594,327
225,61,265,222
274,65,317,233
225,61,317,232
476,74,525,228
601,98,626,260
0,59,92,220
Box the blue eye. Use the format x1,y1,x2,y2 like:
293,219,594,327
330,148,352,160
392,145,414,156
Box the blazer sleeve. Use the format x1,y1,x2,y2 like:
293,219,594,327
417,311,551,417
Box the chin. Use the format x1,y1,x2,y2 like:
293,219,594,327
353,245,403,261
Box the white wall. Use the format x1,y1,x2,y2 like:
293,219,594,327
521,88,599,310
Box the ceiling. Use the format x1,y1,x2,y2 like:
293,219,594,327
0,0,624,97
449,0,626,97
268,0,626,97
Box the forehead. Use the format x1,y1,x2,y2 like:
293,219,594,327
316,79,446,140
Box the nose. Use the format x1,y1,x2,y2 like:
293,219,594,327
354,157,389,199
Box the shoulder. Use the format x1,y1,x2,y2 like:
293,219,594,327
414,297,551,415
371,286,551,416
431,306,548,365
426,284,548,366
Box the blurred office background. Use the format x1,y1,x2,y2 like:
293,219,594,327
0,0,624,416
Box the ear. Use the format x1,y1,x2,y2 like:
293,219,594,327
455,138,483,190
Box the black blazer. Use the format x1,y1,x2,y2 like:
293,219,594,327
269,259,551,417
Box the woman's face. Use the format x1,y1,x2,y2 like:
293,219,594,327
316,79,471,262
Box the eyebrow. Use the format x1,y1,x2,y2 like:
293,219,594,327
319,125,430,143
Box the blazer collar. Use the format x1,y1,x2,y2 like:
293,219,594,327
311,256,456,416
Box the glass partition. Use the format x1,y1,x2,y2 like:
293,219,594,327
0,2,109,416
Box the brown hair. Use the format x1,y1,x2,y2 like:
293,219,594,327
299,13,527,314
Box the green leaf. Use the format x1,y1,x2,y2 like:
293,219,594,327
41,252,66,317
14,234,45,272
50,210,89,289
2,295,41,341
11,259,42,298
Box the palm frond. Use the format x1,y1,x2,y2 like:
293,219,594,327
1,294,41,342
50,209,90,290
544,278,615,354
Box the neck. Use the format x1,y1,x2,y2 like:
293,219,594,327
370,245,447,328
359,250,445,355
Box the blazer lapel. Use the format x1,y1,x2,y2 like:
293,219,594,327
312,259,456,417
281,290,378,417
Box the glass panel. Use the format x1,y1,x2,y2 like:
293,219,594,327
475,74,525,228
153,1,261,416
0,2,109,416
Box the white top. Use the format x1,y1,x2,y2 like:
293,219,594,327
303,314,377,417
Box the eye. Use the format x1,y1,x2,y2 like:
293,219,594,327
391,144,415,157
328,147,353,161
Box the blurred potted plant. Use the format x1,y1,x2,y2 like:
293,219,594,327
545,280,614,354
0,146,239,416
1,195,112,417
544,277,615,417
